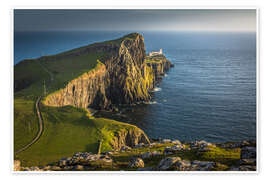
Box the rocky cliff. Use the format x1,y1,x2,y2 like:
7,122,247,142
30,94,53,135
43,33,172,110
109,127,150,150
146,54,173,80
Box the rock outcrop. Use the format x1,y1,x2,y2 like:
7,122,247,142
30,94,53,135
16,139,256,171
109,127,150,150
128,157,145,168
43,33,172,110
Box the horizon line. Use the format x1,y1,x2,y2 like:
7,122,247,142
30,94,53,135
14,29,256,33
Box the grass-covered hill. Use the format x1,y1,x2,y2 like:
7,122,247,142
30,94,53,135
14,33,157,167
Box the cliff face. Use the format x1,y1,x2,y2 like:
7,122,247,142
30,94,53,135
44,61,110,109
44,33,172,110
109,127,150,150
146,55,173,78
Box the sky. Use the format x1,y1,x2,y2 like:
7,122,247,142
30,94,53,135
14,9,256,32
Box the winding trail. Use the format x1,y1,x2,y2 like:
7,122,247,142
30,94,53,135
15,97,44,154
15,62,54,154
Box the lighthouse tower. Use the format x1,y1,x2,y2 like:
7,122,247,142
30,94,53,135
159,49,163,54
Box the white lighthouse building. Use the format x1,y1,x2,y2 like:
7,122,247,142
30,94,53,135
149,49,163,56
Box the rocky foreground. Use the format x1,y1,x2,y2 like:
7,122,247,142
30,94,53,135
14,139,256,171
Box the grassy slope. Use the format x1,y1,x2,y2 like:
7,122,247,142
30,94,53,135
14,33,146,167
15,52,103,99
14,98,39,151
15,103,140,167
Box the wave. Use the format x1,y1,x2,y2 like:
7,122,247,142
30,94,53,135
164,73,168,77
144,101,158,105
153,87,162,92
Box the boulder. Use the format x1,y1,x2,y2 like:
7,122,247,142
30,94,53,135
174,160,191,171
50,166,62,171
120,145,132,152
141,151,161,159
157,157,181,170
152,151,162,156
128,157,144,168
42,165,52,171
59,159,68,167
239,165,256,171
99,155,113,163
62,166,74,171
134,143,145,148
241,146,256,159
104,151,114,155
218,142,242,149
73,165,84,171
190,161,215,171
161,139,172,144
150,142,157,147
240,158,256,166
241,140,256,148
141,152,152,159
197,146,211,153
164,144,186,155
171,140,181,145
28,166,42,171
14,160,21,171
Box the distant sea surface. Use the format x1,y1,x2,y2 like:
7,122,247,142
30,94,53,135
14,31,256,142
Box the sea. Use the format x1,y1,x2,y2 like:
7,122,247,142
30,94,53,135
14,31,257,142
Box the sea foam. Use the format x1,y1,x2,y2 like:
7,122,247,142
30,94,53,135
153,87,162,92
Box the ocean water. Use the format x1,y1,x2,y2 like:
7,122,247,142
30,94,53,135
14,31,256,142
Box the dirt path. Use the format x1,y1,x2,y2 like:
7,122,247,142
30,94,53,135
15,97,43,154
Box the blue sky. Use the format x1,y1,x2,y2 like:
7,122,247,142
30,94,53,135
14,9,256,32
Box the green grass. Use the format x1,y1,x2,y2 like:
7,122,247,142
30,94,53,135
145,54,167,64
14,100,142,167
145,59,161,64
14,98,39,152
199,146,240,166
15,52,105,99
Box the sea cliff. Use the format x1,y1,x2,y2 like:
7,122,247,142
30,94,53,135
14,33,173,167
43,33,173,110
